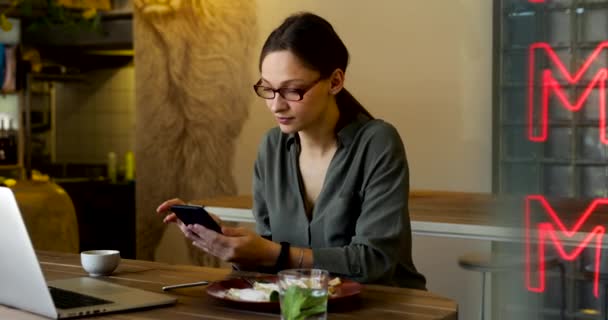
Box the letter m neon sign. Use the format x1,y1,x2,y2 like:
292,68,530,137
526,195,606,297
528,42,608,144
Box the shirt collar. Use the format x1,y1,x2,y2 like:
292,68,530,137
285,112,371,151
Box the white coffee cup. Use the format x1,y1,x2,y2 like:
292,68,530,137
80,250,121,277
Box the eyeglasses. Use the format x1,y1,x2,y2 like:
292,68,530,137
253,78,322,101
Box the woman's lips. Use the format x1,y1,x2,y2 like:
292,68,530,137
276,117,294,124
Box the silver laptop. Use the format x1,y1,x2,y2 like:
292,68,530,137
0,187,177,319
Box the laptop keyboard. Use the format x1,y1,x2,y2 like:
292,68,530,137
48,286,113,309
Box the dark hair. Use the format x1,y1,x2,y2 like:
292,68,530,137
259,12,373,121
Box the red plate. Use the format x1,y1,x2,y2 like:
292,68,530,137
206,276,362,313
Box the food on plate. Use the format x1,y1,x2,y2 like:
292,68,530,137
224,278,344,302
225,281,279,302
225,288,268,302
328,277,342,294
328,277,342,287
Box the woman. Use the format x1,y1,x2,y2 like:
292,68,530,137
157,12,426,289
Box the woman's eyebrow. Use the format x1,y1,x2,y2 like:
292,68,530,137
260,77,307,86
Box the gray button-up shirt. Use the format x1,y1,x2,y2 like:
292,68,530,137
252,112,426,289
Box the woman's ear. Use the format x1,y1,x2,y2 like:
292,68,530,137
328,69,345,95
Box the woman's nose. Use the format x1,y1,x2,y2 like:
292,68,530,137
268,95,288,112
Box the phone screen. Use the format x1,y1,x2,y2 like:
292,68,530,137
170,205,222,234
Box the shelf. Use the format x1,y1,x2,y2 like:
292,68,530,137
30,73,86,83
0,164,21,168
0,164,22,170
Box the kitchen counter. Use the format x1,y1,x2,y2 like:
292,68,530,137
200,191,515,241
200,191,607,246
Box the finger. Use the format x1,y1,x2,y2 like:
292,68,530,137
177,222,190,235
187,225,236,258
156,198,185,214
183,227,203,242
162,213,179,224
165,214,187,229
189,223,220,239
190,239,208,252
188,224,224,248
188,227,218,252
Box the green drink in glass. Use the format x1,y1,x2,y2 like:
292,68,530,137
278,269,329,320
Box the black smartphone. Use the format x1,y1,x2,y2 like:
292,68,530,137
170,204,223,234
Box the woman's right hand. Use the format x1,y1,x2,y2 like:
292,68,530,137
156,198,225,248
156,198,186,224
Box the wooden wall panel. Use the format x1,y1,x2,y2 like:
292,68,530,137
133,2,257,263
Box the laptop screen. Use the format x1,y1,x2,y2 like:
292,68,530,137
0,187,58,318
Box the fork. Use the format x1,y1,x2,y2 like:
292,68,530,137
161,280,209,291
242,277,255,287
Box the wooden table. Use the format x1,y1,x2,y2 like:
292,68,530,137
0,251,458,320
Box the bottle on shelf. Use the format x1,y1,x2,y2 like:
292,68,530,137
6,118,17,164
107,151,117,183
124,151,135,181
0,119,7,164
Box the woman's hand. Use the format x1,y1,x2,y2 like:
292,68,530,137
157,198,223,226
185,224,280,267
156,198,185,224
156,198,225,244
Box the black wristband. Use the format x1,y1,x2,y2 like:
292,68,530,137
275,241,291,272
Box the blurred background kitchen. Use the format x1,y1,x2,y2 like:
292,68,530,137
0,0,136,260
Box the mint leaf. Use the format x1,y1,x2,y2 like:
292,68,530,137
281,286,307,320
300,290,327,310
299,289,327,319
299,303,327,319
281,286,327,320
270,290,279,302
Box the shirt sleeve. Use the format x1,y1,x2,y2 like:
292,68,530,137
252,134,272,238
312,123,411,283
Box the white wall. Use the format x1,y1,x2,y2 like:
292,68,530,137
233,0,494,195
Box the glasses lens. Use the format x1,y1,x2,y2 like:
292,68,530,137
280,89,303,101
255,86,275,99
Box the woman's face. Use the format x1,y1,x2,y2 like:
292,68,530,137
259,50,333,134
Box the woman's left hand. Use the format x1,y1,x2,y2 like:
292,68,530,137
184,224,279,267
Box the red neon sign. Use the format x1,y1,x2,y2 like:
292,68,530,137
524,0,608,300
526,195,606,297
527,42,608,144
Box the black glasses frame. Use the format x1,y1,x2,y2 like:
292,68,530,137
253,78,322,101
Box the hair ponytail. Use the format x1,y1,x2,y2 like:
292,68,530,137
336,89,373,120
